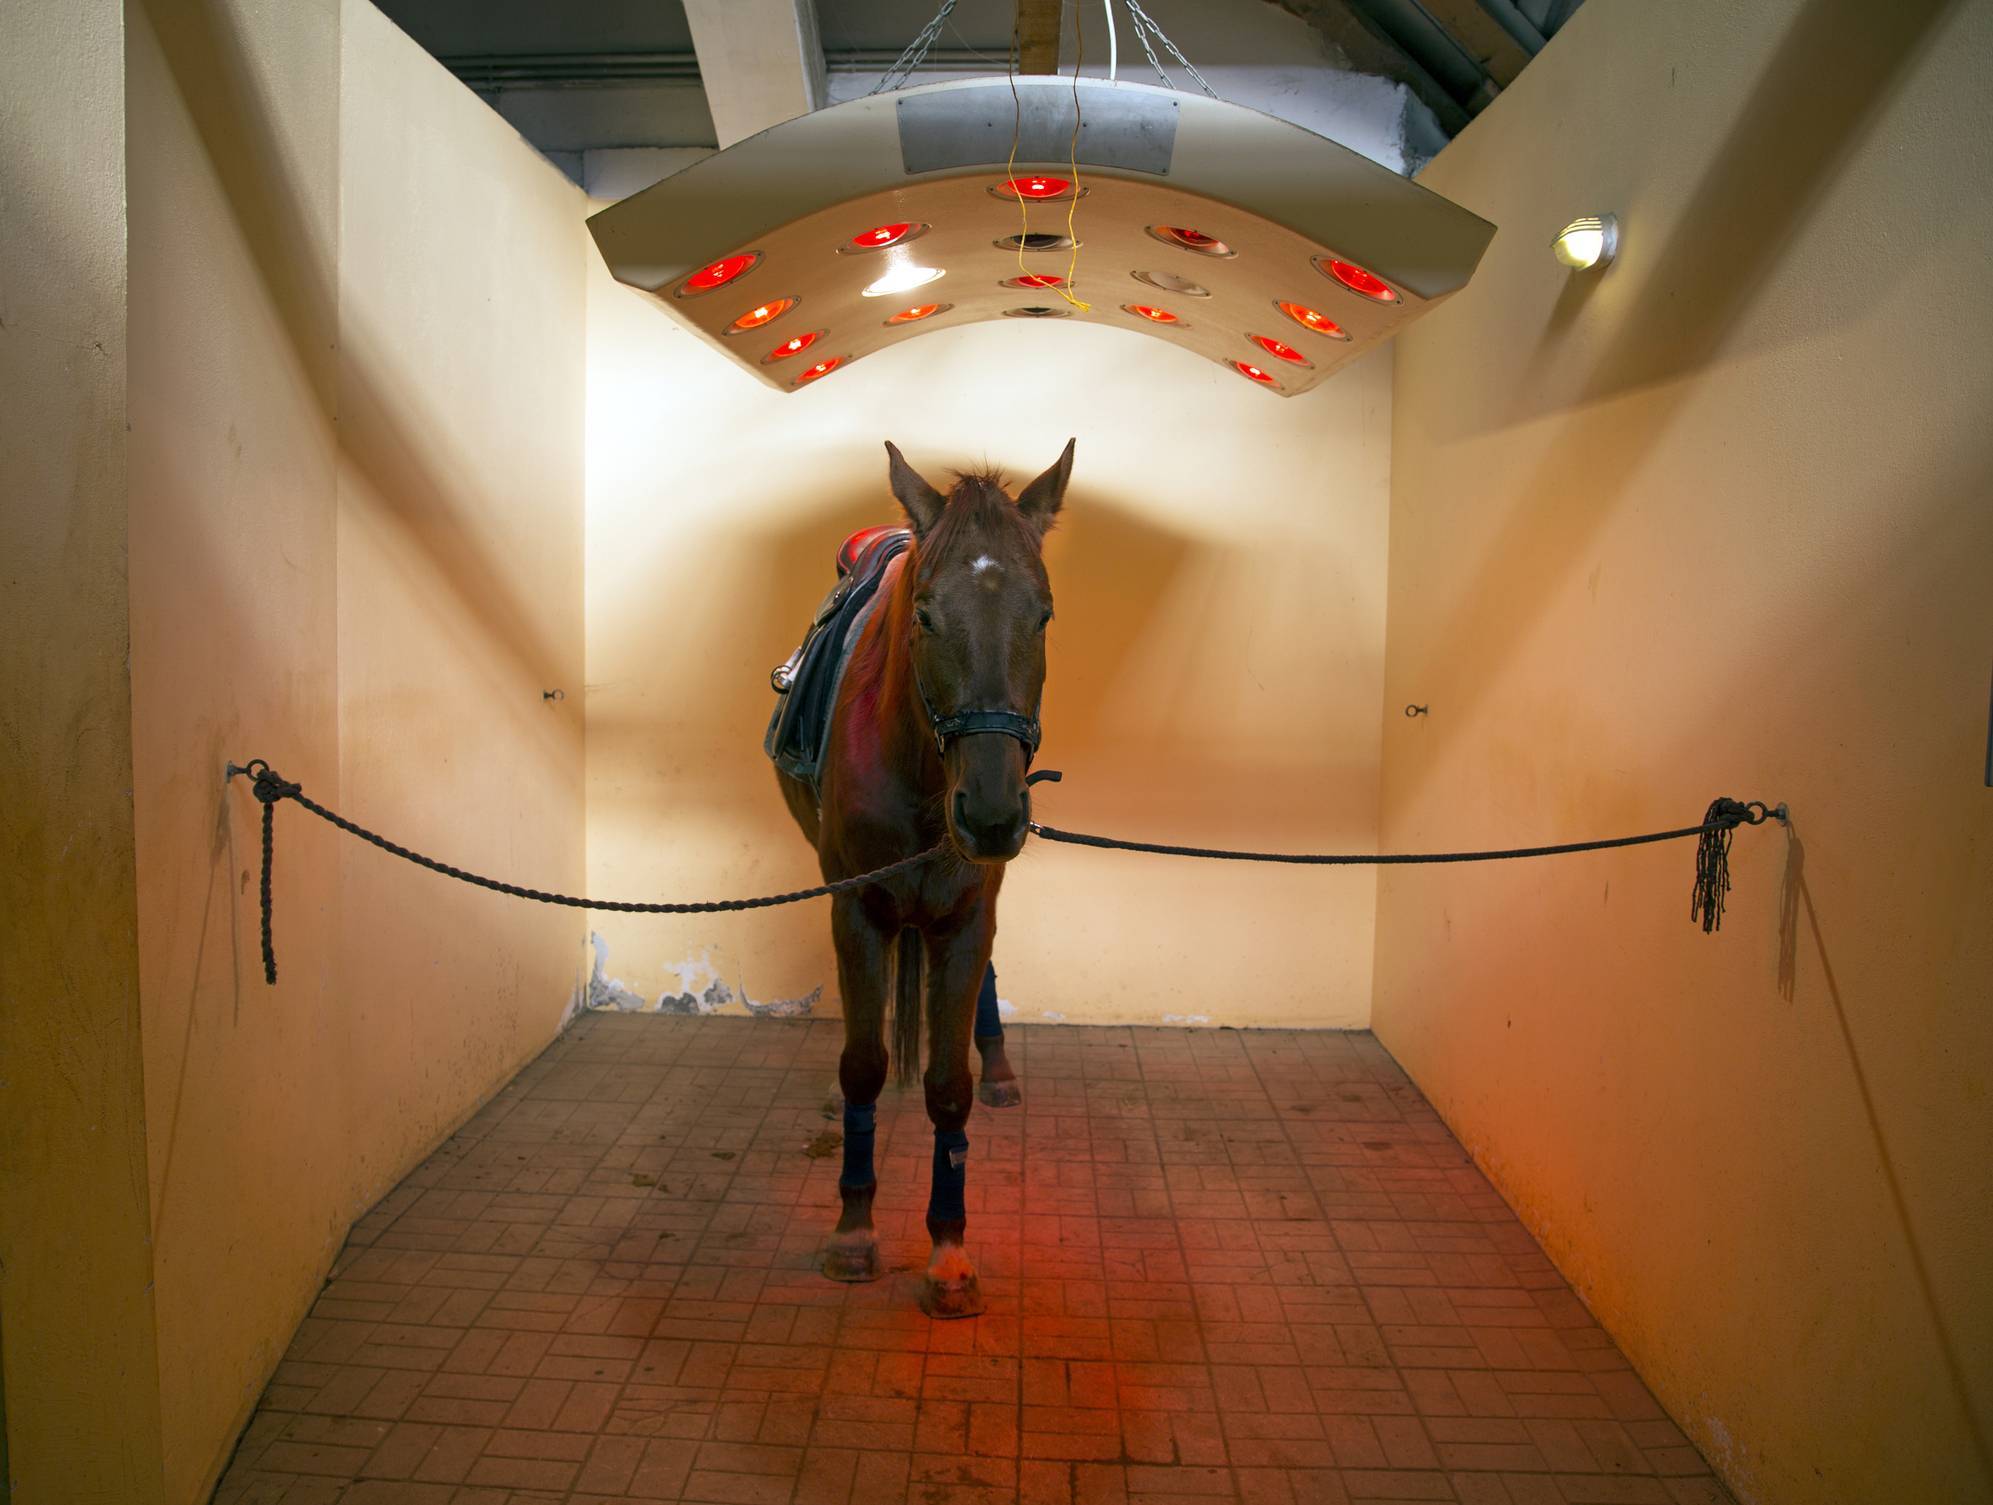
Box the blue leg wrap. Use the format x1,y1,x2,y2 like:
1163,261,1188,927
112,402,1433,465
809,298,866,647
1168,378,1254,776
840,1102,876,1191
973,962,1002,1041
927,1127,969,1223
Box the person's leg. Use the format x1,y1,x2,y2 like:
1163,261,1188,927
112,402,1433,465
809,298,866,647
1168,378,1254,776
974,962,1022,1108
973,962,1003,1042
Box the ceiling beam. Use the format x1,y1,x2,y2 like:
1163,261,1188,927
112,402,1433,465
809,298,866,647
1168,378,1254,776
1260,0,1471,133
1413,0,1534,87
1016,0,1062,74
682,0,827,148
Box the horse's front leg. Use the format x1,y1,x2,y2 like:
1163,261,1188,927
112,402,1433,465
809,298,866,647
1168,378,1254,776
824,892,892,1282
919,913,993,1318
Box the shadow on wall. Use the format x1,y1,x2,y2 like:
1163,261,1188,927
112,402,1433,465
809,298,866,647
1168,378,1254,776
1511,0,1962,428
1779,823,1993,1486
1397,0,1961,803
586,472,1202,831
143,0,572,688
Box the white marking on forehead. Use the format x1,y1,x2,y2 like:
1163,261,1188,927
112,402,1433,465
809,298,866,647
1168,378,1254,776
970,554,1000,574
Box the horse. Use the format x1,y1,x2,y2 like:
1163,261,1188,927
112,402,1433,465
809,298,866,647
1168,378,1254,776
775,438,1074,1317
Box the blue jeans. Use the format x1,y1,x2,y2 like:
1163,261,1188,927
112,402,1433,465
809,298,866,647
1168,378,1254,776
974,962,1003,1041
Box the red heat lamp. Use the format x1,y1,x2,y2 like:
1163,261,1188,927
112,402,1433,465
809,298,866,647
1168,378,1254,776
1249,334,1310,367
728,297,796,333
677,251,759,297
764,329,825,361
1149,226,1233,256
995,175,1072,201
848,222,924,251
589,76,1500,397
1277,301,1350,340
1320,257,1399,303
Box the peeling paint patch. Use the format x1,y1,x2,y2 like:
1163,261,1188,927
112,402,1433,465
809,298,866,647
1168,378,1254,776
588,941,820,1020
651,953,734,1015
1041,1010,1066,1023
996,997,1017,1021
744,985,821,1019
1162,1014,1211,1025
587,931,649,1012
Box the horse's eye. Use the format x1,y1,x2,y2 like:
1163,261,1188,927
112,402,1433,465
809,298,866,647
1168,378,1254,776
915,606,937,632
1037,610,1053,632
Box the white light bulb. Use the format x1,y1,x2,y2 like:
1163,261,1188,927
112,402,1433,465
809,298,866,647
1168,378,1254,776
862,263,944,298
1552,214,1619,270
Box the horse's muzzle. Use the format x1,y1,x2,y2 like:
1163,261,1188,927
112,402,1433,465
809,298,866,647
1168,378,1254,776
948,787,1030,862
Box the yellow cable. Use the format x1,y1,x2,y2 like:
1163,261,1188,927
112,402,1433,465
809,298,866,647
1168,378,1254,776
1004,5,1090,312
1007,20,1030,284
1058,2,1091,311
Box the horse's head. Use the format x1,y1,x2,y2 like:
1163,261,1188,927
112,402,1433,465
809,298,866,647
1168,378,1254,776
885,438,1074,864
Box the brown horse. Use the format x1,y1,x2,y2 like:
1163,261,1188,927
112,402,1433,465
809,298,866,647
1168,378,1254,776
777,438,1074,1317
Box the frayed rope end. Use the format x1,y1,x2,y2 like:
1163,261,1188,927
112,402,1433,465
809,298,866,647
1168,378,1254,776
1692,798,1786,933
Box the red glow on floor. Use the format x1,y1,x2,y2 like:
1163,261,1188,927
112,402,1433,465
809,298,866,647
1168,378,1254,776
209,1012,1737,1505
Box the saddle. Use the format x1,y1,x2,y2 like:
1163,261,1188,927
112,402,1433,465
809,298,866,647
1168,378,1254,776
764,525,913,797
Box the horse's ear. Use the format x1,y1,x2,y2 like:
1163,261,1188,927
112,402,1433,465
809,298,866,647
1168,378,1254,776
1016,438,1076,534
885,441,947,536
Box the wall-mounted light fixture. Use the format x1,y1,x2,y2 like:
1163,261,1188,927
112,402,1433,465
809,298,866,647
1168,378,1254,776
1552,214,1619,270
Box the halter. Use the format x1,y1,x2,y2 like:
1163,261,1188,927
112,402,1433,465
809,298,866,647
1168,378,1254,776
912,658,1043,763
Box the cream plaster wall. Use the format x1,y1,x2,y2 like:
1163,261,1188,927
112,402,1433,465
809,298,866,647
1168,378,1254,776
0,1,169,1497
585,252,1391,1030
123,1,587,1497
1373,1,1993,1500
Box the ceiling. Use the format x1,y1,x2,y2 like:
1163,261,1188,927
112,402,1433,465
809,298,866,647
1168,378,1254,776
370,0,1587,168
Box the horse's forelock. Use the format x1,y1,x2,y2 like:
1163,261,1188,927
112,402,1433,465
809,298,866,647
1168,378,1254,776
920,470,1040,565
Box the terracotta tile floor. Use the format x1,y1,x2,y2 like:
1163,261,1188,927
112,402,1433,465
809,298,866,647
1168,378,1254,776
215,1013,1734,1505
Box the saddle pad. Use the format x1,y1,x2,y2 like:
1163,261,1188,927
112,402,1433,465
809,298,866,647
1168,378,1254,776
764,529,911,796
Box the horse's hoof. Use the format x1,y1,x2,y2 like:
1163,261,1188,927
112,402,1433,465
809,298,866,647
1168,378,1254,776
978,1077,1023,1108
822,1232,881,1282
919,1244,984,1319
920,1271,985,1318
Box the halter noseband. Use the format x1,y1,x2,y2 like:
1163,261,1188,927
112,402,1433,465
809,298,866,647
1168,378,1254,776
913,661,1042,763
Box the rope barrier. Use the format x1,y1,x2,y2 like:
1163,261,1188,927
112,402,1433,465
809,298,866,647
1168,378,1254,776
225,760,950,985
1029,801,1785,937
227,758,1784,989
